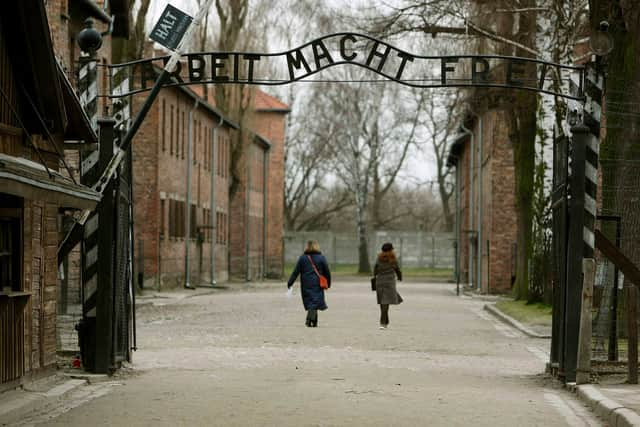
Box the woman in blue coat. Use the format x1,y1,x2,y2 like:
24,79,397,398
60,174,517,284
287,240,331,327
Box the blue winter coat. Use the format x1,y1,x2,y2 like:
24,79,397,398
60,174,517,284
287,251,331,310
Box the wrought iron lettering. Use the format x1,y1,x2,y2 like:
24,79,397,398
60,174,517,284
108,32,585,100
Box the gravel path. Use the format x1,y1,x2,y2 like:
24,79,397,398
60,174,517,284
36,281,601,426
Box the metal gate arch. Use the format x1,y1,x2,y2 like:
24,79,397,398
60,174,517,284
68,15,596,378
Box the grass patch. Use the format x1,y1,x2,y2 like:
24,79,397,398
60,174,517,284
284,263,453,279
495,300,552,327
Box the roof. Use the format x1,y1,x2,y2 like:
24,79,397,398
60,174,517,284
1,0,68,143
58,62,98,144
446,132,470,168
253,90,290,113
253,134,272,150
0,153,100,209
153,65,239,130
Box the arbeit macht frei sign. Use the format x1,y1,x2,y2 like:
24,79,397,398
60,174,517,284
108,32,585,101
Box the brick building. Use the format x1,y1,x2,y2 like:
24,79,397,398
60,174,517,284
132,84,237,287
131,85,289,286
0,0,126,389
448,110,518,294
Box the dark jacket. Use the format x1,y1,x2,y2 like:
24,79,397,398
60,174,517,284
374,251,403,305
287,250,331,310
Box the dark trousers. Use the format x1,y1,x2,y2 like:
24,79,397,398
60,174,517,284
306,309,317,323
380,304,389,325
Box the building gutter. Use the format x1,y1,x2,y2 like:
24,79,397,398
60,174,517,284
460,121,475,288
262,145,270,278
203,115,224,288
184,99,199,289
476,118,483,292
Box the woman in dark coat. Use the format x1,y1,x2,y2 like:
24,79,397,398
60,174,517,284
373,242,403,329
287,240,331,327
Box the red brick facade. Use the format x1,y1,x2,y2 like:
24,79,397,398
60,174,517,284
131,86,236,287
456,110,518,294
131,86,288,286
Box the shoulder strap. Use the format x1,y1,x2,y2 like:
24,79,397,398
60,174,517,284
307,255,322,278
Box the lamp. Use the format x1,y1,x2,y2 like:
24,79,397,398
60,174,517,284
590,21,614,56
77,18,103,56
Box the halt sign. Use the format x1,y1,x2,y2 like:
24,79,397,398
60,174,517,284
149,4,193,50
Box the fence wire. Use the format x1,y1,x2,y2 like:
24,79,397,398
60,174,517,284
285,230,455,269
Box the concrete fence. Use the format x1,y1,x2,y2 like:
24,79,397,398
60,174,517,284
284,230,455,268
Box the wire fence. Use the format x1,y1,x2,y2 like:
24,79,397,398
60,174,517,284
284,230,455,269
590,142,640,374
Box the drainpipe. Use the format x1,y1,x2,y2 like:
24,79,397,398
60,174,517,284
200,115,224,288
460,121,474,288
262,147,269,279
455,162,461,296
246,147,251,281
184,99,198,289
476,118,483,292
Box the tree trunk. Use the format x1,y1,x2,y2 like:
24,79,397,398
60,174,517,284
510,2,538,301
356,183,371,274
438,178,454,231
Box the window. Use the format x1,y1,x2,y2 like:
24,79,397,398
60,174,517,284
168,200,175,237
190,204,197,239
176,105,181,158
0,196,22,292
170,104,174,155
194,120,199,165
216,212,228,245
161,99,166,152
181,111,186,159
217,134,229,178
204,128,208,171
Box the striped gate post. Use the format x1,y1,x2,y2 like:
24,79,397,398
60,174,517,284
78,56,119,372
582,62,603,258
561,60,604,382
78,57,101,327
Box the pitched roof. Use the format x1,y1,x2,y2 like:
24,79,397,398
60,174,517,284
253,90,290,113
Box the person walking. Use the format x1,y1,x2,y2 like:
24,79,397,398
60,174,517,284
373,242,403,329
287,240,331,327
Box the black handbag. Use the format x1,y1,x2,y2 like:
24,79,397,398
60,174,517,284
370,277,376,291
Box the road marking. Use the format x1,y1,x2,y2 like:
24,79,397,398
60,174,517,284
544,391,601,427
526,346,550,363
469,306,523,338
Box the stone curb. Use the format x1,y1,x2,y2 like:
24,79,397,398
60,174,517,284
572,384,640,427
483,303,551,339
0,377,88,423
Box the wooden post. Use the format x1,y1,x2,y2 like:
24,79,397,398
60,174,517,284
628,284,638,384
576,258,595,384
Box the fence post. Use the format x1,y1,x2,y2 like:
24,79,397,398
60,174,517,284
431,234,436,269
628,284,638,384
577,258,595,384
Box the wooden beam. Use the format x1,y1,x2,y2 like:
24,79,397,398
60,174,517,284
595,229,640,286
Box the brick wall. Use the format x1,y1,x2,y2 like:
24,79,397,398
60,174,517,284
487,110,517,292
132,87,233,287
456,109,517,294
251,110,286,279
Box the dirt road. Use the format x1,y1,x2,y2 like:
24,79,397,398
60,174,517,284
24,281,601,426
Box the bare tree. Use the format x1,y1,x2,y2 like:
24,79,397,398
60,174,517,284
112,0,152,63
284,118,351,231
417,90,462,231
370,86,424,230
